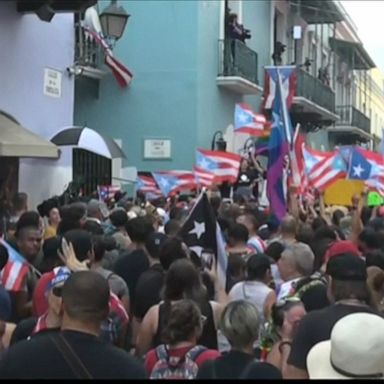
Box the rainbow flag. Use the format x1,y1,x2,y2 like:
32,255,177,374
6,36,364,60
254,135,270,155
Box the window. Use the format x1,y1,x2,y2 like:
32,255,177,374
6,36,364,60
72,148,111,196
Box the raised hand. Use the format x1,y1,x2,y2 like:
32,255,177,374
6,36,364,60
58,238,89,272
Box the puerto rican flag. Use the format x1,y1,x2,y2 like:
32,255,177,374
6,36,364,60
288,128,308,195
193,166,216,187
97,185,121,201
0,239,29,292
83,27,133,88
303,146,347,191
262,66,297,111
196,149,241,184
152,171,197,197
234,103,270,137
347,147,384,195
136,174,160,194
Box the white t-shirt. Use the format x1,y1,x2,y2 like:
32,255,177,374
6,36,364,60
229,280,273,325
276,277,301,301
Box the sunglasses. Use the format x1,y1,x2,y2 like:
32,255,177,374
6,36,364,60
52,286,63,297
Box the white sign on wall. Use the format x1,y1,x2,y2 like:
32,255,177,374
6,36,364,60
43,68,62,98
144,138,171,159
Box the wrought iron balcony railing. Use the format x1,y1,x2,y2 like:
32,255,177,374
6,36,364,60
296,68,336,114
74,22,103,68
335,105,371,134
218,39,258,85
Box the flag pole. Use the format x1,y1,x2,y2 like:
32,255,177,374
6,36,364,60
276,69,300,195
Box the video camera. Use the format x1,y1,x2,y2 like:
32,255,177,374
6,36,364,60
272,41,286,65
242,27,252,40
275,41,286,55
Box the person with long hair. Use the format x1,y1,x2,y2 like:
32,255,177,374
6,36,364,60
144,299,219,379
135,259,224,357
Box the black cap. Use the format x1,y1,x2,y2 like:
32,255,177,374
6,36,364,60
326,253,367,281
145,232,167,260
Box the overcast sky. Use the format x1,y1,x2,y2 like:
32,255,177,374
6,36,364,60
341,1,384,72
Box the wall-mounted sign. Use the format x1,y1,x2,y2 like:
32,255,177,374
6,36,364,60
143,138,171,159
293,25,302,40
43,68,62,98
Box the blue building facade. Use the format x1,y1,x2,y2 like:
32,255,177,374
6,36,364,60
74,0,273,173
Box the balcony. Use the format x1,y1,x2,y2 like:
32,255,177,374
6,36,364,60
73,22,108,81
328,105,372,143
292,68,338,124
216,39,262,95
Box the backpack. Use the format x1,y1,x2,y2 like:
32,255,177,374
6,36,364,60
149,344,207,380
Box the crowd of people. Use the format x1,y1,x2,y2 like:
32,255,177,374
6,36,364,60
0,182,383,379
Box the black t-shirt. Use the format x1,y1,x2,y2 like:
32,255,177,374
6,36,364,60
133,263,164,320
10,317,37,345
0,330,147,379
113,249,149,308
287,303,378,371
197,350,255,379
236,169,258,188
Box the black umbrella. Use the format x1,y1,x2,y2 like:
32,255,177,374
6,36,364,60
50,126,126,159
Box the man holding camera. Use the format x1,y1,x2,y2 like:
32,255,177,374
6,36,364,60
227,13,251,43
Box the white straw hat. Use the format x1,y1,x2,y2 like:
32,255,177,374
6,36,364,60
307,313,384,379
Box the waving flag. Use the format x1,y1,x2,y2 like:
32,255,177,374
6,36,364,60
97,185,121,201
193,166,216,187
152,171,196,197
196,149,241,184
178,192,227,287
82,6,133,88
136,174,160,194
234,104,270,137
303,146,347,191
347,147,384,194
347,147,384,180
254,135,270,155
0,239,29,292
288,128,308,195
262,66,297,111
267,112,288,221
266,66,297,221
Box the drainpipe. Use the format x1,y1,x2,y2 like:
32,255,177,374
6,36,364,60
332,22,336,91
314,9,318,77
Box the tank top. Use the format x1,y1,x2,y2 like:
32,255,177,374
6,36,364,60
153,301,218,350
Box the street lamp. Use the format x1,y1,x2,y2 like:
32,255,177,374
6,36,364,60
211,131,227,151
100,0,130,42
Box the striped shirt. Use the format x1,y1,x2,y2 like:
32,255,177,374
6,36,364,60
247,236,266,254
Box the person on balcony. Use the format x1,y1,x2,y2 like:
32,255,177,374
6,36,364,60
226,13,252,71
318,64,330,87
227,13,251,44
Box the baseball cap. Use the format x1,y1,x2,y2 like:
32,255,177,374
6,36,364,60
324,240,360,263
46,266,72,292
145,232,167,259
326,253,367,281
